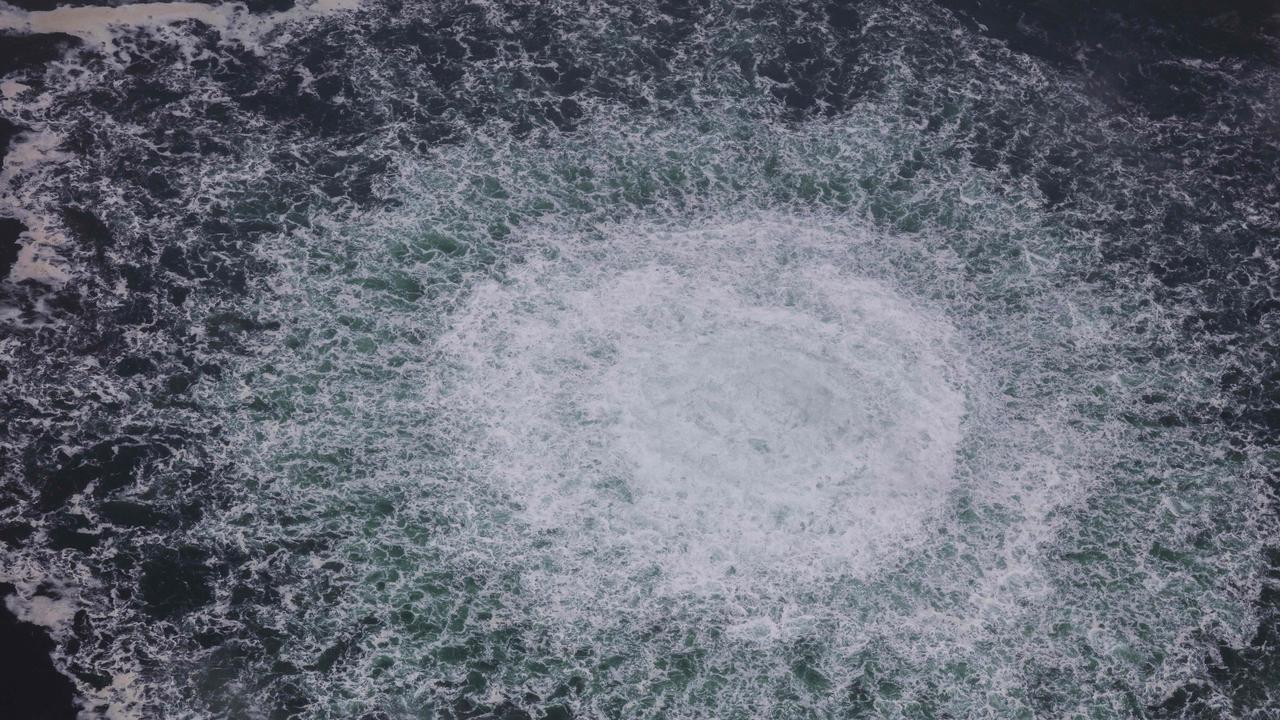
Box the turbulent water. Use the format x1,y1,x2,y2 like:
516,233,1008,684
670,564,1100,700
1,1,1278,718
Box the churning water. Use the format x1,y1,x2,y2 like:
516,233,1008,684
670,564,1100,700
1,1,1277,718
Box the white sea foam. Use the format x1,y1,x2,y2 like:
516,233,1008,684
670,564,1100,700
0,0,360,52
0,129,73,285
437,222,968,608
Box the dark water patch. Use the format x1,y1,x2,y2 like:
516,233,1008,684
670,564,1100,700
0,216,24,278
63,206,114,268
4,0,125,10
47,512,104,552
35,439,175,511
98,499,168,528
0,521,35,546
0,116,24,165
139,544,219,619
938,0,1280,119
3,0,295,13
0,32,82,76
0,583,78,720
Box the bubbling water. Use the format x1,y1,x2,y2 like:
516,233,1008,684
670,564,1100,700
196,203,1269,719
436,221,968,614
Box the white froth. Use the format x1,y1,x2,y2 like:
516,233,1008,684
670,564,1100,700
0,0,360,53
0,129,73,285
0,79,30,98
437,221,968,609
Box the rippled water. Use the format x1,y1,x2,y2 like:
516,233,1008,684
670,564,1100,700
1,1,1277,718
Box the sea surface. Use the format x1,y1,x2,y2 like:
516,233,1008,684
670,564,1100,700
1,1,1278,718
